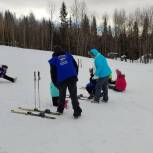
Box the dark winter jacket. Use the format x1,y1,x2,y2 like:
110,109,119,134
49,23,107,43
0,66,7,78
48,51,78,87
90,73,97,85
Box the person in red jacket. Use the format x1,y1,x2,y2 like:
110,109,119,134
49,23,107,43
109,69,126,92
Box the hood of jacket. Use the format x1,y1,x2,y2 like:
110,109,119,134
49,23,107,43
89,49,100,57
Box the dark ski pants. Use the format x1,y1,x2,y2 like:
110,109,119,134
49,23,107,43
57,80,80,113
94,76,109,102
3,75,15,82
86,83,95,96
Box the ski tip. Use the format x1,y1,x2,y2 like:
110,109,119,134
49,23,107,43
11,109,16,113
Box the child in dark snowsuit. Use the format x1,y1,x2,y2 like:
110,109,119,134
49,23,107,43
109,69,127,92
0,65,16,83
86,68,97,99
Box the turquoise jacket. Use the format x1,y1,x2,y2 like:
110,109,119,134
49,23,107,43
50,81,59,97
89,49,112,78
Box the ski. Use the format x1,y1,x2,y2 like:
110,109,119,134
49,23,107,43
66,94,88,100
11,109,56,119
78,97,88,100
18,107,61,115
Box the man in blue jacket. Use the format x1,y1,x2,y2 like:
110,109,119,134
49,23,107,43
48,46,82,118
89,48,112,103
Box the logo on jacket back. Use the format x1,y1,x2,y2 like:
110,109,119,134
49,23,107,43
58,55,68,66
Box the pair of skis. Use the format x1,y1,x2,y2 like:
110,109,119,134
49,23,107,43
11,107,61,120
11,71,60,119
11,109,56,119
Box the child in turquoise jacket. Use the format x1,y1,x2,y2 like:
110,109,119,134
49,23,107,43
50,81,59,106
50,81,68,108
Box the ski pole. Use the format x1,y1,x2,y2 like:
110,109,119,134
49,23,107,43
34,71,37,109
38,71,41,109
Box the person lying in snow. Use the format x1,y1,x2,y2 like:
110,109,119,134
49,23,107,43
108,69,127,92
0,65,16,83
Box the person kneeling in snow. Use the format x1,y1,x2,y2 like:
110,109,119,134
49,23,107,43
109,69,127,92
0,65,16,83
86,68,97,99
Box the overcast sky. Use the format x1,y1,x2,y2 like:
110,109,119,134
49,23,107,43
0,0,153,23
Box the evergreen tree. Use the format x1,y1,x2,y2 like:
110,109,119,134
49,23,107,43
133,21,139,59
141,15,149,63
102,16,108,55
4,10,15,46
59,1,68,49
119,27,127,59
0,13,4,44
90,16,97,48
80,14,90,56
107,25,114,53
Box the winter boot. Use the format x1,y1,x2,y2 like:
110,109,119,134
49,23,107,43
88,94,94,99
73,107,82,118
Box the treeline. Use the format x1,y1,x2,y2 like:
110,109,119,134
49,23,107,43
0,1,153,63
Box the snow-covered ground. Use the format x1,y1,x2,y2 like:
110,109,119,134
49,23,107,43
0,45,153,153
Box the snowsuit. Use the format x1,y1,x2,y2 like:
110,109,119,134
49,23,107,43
0,65,15,82
48,49,82,117
89,49,112,102
109,69,126,92
86,70,97,97
0,66,6,77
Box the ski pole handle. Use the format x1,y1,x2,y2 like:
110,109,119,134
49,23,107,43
38,71,40,80
34,71,36,81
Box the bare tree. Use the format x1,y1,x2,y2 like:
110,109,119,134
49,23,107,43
70,0,87,55
48,1,55,51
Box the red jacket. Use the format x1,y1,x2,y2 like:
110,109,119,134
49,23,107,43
115,69,126,91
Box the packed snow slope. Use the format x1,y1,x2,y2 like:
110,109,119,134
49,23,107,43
0,45,153,153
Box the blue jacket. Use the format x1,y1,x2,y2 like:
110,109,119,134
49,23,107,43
50,81,59,97
48,52,78,85
89,49,112,78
